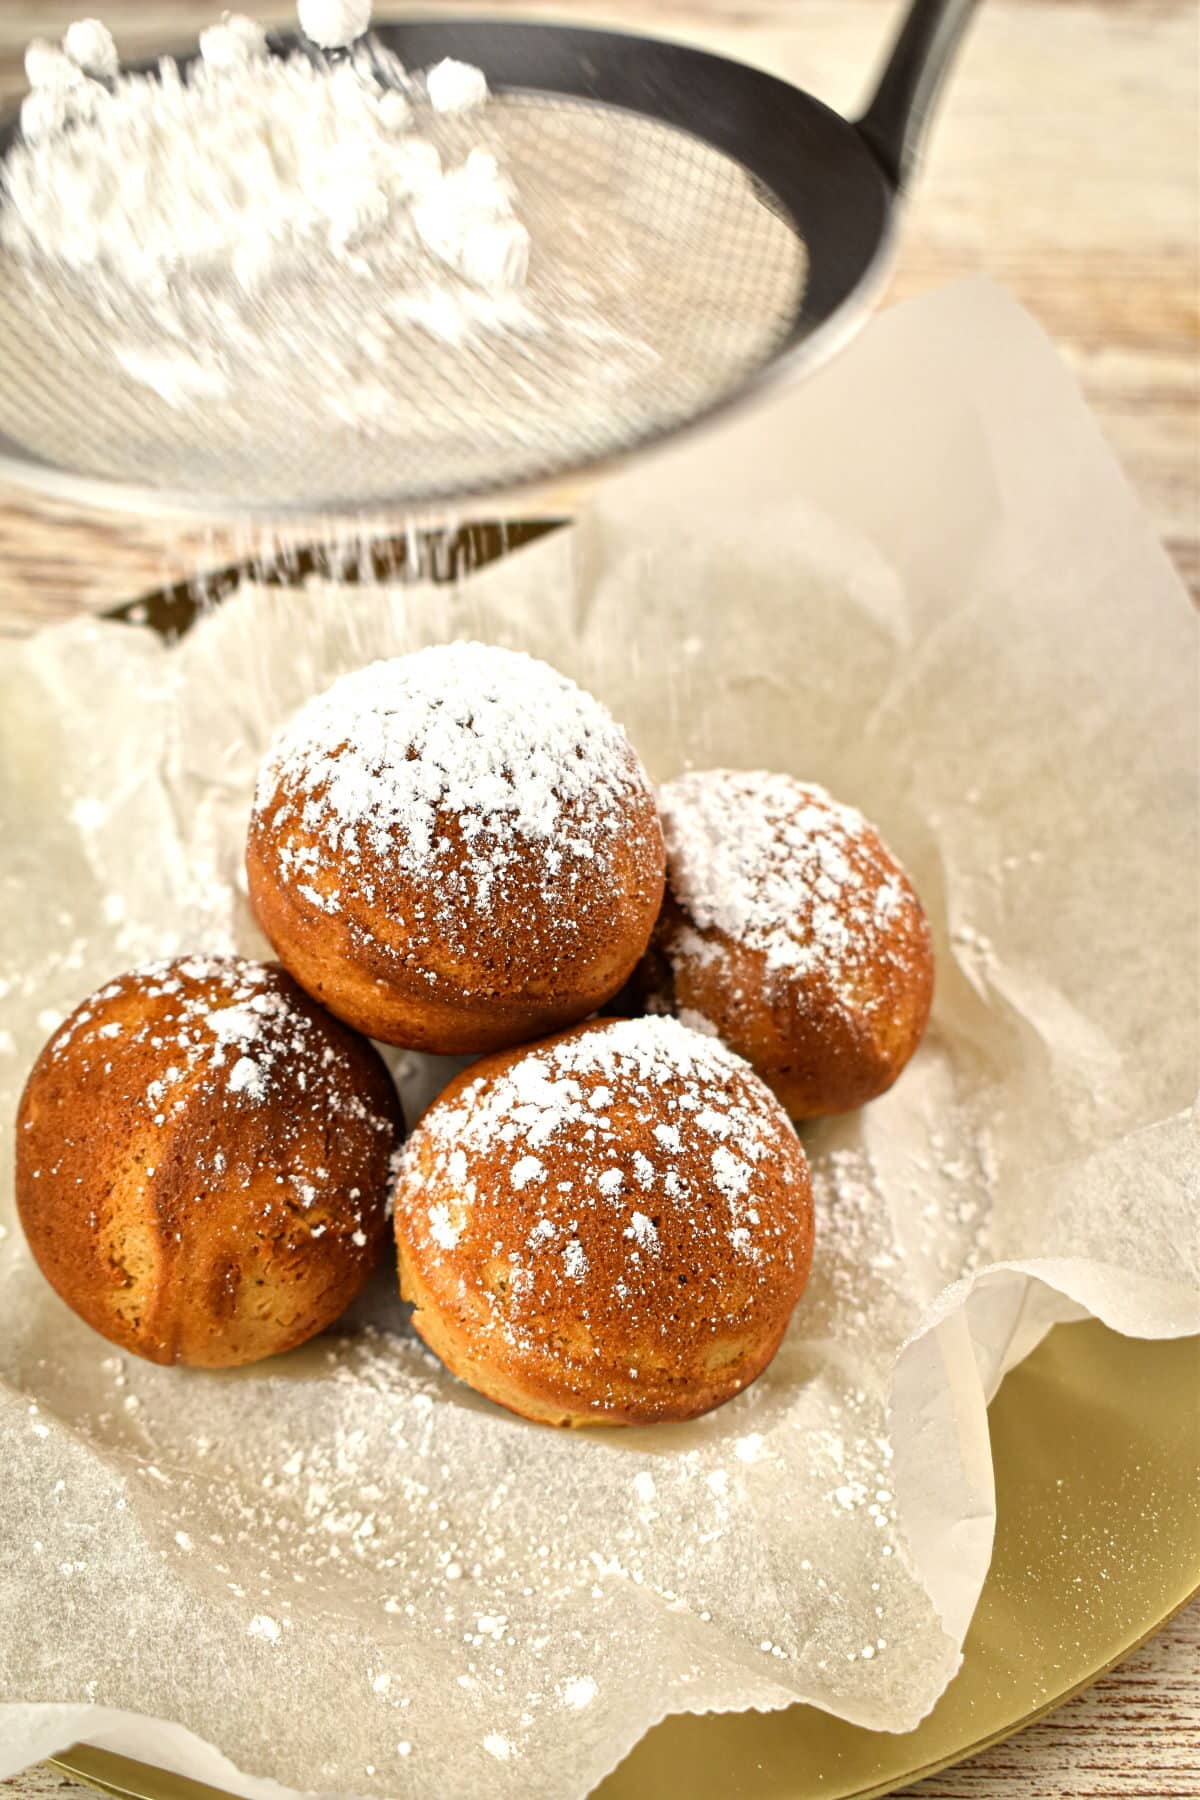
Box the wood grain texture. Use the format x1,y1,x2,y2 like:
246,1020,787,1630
902,1599,1200,1798
0,2,1196,1794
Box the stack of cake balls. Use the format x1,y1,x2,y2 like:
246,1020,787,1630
15,642,932,1425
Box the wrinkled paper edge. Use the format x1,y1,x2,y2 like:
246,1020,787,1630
3,279,1199,1798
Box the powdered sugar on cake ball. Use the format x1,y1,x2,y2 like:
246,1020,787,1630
51,956,394,1147
396,1016,806,1339
254,642,653,925
19,954,404,1367
658,770,921,1004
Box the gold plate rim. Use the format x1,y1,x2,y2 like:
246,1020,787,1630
46,1585,1200,1800
38,1320,1200,1800
826,1582,1200,1800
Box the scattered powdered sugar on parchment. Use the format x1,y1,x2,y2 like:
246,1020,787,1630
48,956,301,1117
246,1612,283,1643
561,1674,597,1709
0,1306,928,1779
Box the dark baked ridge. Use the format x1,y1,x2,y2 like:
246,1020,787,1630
15,956,404,1367
645,771,934,1118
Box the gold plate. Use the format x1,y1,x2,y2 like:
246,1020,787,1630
49,1318,1200,1800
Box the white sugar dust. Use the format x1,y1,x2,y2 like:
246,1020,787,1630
2,6,525,303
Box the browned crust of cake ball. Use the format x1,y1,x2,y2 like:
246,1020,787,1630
393,1016,815,1427
246,647,665,1054
247,782,664,1054
637,772,934,1120
15,957,404,1368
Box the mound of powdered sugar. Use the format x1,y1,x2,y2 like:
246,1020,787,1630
1,7,529,298
0,5,807,496
254,641,655,922
658,769,920,998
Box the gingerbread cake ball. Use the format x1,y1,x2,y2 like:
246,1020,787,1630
246,642,665,1055
393,1015,814,1426
639,770,933,1119
15,956,403,1367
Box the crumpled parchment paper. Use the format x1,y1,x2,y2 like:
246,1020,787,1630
1,281,1197,1800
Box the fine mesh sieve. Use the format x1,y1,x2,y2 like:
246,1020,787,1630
0,3,976,520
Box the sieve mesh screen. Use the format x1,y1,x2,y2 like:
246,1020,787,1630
0,92,807,511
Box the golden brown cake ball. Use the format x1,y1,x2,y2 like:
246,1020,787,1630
15,956,403,1368
393,1015,814,1426
639,771,933,1119
246,642,665,1055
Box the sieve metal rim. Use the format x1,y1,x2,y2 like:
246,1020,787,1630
0,15,897,523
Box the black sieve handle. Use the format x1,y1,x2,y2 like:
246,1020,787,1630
856,0,979,191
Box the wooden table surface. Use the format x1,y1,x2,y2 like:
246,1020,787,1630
1,1,1197,1796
